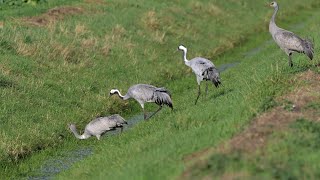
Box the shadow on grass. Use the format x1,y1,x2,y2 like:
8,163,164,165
0,76,14,88
210,88,234,100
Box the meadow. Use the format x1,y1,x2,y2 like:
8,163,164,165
0,0,319,179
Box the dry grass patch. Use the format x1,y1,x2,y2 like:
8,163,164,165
75,24,89,37
81,38,97,49
207,3,224,16
111,24,126,41
23,6,83,26
141,10,160,31
190,1,224,16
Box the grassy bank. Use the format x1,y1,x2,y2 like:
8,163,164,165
0,0,319,178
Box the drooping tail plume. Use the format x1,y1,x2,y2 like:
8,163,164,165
154,88,173,109
203,67,221,87
303,38,314,60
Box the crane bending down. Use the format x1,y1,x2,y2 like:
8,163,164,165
177,44,221,105
110,84,173,120
269,1,314,67
68,114,127,140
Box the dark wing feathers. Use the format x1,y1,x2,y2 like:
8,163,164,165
155,87,172,97
108,114,127,125
153,88,173,109
202,67,221,87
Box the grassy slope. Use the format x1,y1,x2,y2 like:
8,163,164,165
0,0,319,178
187,118,320,179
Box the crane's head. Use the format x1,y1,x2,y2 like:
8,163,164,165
68,124,76,131
269,1,278,8
177,44,187,52
109,89,119,96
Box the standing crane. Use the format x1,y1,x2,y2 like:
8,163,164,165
269,1,314,67
177,44,221,105
110,84,173,120
68,114,127,140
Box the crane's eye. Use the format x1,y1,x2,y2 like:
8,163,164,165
271,2,274,5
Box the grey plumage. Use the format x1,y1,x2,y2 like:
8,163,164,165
177,45,221,105
110,84,173,120
68,114,127,140
269,1,314,67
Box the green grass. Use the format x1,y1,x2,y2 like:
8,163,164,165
188,118,320,179
0,0,319,179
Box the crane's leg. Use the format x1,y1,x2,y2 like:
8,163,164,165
147,106,163,120
205,81,209,98
120,126,124,133
288,53,293,67
143,109,147,120
195,85,201,105
140,104,147,120
96,134,101,140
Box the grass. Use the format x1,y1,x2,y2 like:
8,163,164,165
0,0,319,179
187,118,320,179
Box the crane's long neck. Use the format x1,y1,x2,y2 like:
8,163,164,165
70,126,90,139
269,6,279,32
181,49,189,65
114,90,125,99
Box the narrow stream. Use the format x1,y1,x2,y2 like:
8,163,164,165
29,147,93,180
28,114,145,180
218,62,240,73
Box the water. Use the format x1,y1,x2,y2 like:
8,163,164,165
28,147,92,180
243,39,273,58
103,113,145,136
218,62,240,73
28,114,145,179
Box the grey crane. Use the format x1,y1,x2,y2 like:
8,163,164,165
110,84,173,120
68,114,127,140
177,44,221,105
269,1,314,67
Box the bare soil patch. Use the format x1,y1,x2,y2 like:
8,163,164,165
23,6,83,26
181,70,320,179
